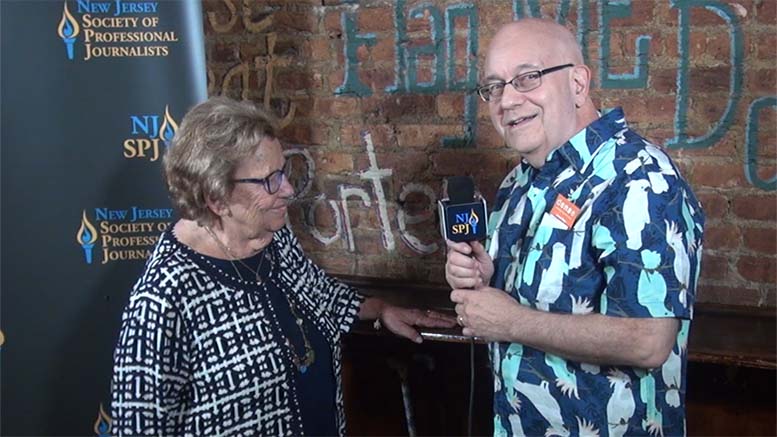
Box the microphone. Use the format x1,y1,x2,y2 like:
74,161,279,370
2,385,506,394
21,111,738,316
437,176,488,242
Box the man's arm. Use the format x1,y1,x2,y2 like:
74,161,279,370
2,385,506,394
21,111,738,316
451,286,678,368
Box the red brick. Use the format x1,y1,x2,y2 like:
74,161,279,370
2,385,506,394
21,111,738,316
700,253,731,281
690,6,740,26
690,163,748,188
610,31,660,67
240,38,268,60
732,194,777,221
355,151,431,187
275,69,314,92
352,229,391,255
753,165,777,187
357,7,393,32
204,1,242,35
607,0,656,27
339,124,395,150
675,131,740,158
436,93,465,119
687,98,737,132
756,0,776,23
620,96,677,126
316,97,360,117
478,2,513,33
737,255,777,283
688,67,734,93
414,64,435,84
289,97,315,118
281,122,328,145
361,68,396,91
474,121,507,149
650,69,679,95
273,36,304,58
704,224,742,250
324,10,341,34
309,38,330,60
328,69,344,91
371,38,395,62
361,95,437,120
315,152,354,174
696,192,729,219
406,8,433,33
396,125,465,149
755,108,777,159
743,227,777,254
211,42,240,63
696,284,764,306
309,198,339,229
273,11,317,33
747,69,777,93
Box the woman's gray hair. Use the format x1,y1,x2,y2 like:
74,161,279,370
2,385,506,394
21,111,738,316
164,96,278,225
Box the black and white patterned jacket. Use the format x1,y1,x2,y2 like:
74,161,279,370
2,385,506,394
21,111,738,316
111,225,363,436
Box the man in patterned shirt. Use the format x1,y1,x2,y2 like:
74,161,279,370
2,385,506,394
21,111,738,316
446,18,704,436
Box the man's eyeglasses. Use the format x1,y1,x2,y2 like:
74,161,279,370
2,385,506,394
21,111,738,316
476,63,574,102
232,159,290,195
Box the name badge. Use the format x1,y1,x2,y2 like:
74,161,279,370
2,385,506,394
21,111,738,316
549,194,581,230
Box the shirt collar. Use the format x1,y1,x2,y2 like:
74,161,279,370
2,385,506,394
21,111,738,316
543,107,628,174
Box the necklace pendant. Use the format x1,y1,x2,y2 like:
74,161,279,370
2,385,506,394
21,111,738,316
255,275,263,285
299,365,308,373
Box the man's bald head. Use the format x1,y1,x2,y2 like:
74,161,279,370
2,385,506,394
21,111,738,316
487,18,584,69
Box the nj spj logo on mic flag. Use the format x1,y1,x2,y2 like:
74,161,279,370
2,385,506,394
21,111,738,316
443,201,487,242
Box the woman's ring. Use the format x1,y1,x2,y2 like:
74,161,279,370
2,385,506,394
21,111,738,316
457,315,464,326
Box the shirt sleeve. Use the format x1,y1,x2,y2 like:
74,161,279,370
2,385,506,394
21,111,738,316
111,291,191,436
591,168,704,320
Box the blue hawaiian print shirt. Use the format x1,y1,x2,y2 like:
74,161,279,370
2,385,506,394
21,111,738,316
487,108,704,437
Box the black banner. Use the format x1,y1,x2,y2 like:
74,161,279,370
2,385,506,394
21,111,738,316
1,0,206,434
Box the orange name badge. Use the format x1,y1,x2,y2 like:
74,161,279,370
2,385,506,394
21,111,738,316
550,194,581,229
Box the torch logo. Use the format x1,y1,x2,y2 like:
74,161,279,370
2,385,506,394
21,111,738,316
56,2,80,60
76,210,98,264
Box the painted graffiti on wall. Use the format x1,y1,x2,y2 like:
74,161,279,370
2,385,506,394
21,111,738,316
208,0,775,257
285,132,440,255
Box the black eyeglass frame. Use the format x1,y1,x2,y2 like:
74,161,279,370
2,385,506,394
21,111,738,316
476,63,575,102
231,159,290,195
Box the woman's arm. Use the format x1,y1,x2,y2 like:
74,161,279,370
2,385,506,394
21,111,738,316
359,297,456,343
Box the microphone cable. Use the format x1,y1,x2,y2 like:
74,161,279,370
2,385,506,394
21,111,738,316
468,337,475,437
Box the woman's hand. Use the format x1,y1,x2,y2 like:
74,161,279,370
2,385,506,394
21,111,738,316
379,305,457,343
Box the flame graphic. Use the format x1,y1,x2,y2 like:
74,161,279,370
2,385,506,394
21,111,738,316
468,209,479,225
158,105,179,145
57,2,80,39
93,403,112,437
76,210,98,246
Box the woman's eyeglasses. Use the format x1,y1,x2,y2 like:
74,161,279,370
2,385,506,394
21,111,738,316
232,160,290,195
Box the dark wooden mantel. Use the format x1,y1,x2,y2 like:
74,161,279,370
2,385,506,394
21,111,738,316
338,275,777,370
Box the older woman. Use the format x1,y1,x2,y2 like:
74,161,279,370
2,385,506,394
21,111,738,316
110,96,453,436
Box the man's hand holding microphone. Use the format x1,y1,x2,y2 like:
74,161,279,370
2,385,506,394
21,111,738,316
440,176,523,342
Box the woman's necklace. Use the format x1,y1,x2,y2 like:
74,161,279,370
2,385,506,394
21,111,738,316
203,225,316,373
204,225,268,284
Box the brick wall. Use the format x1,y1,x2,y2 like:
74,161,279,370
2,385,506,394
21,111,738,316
203,0,776,308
